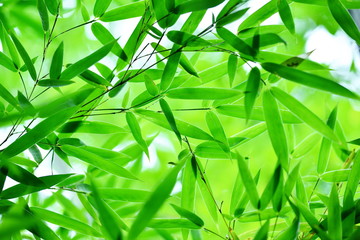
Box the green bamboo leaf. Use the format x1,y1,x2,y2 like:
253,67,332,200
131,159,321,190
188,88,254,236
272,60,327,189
194,141,237,159
216,27,256,57
148,219,201,229
206,111,229,152
49,42,63,79
144,75,159,96
227,54,237,87
276,217,299,240
160,99,182,143
236,153,259,208
259,165,281,210
89,178,123,240
30,207,101,237
321,169,350,182
0,22,20,67
135,109,213,141
291,133,320,159
97,188,149,202
0,84,22,112
167,87,242,100
2,162,43,186
343,150,360,207
348,138,360,145
61,145,138,180
317,107,337,174
253,220,269,240
170,204,204,227
328,184,342,240
37,0,49,31
0,106,78,160
270,87,339,143
79,146,130,162
56,174,84,187
100,1,145,22
151,0,170,28
238,0,277,31
91,22,127,60
44,0,59,15
38,79,74,87
0,174,72,199
293,198,331,240
263,89,288,169
160,49,181,91
81,3,90,21
245,67,261,121
262,62,360,100
79,69,111,87
93,0,112,17
284,164,300,198
167,31,212,47
9,156,37,168
174,0,225,14
277,0,295,34
216,104,301,123
17,91,35,116
216,8,249,27
126,112,149,158
127,150,188,240
60,40,115,80
10,33,37,81
328,0,360,45
0,51,17,72
58,120,127,134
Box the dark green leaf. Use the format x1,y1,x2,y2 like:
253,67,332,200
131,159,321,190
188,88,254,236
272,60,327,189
11,33,37,81
127,151,188,240
245,67,261,121
60,41,115,80
167,87,242,100
38,79,74,87
174,0,225,14
57,120,127,134
262,62,360,100
37,0,49,31
167,31,211,47
277,0,295,34
227,54,237,87
44,0,59,15
263,89,288,169
126,112,149,158
61,145,138,180
170,204,204,227
100,1,145,22
49,42,64,79
93,0,112,17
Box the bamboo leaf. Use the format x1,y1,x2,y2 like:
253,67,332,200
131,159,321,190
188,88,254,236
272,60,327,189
160,99,182,143
97,188,149,202
31,207,101,237
216,104,301,123
262,62,360,100
60,41,115,80
135,109,213,141
0,84,22,112
0,51,17,72
328,0,360,45
317,107,337,174
167,31,211,47
1,106,78,160
90,178,123,240
174,0,225,14
238,1,277,31
61,145,138,180
91,22,127,60
206,111,229,152
253,220,269,240
37,0,49,31
38,79,74,87
145,75,159,96
277,0,295,34
328,184,342,240
170,204,204,227
236,153,259,209
49,42,64,79
160,49,181,91
93,0,112,17
167,87,242,100
127,150,188,240
321,169,350,182
100,1,145,22
276,217,299,240
270,87,339,143
227,54,237,87
57,120,127,134
216,27,256,57
0,174,72,199
245,67,261,121
44,0,59,15
10,33,37,81
126,112,149,158
343,150,360,208
263,89,288,169
148,219,201,229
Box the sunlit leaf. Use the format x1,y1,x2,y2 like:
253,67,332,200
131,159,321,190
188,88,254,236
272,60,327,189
93,0,112,17
100,1,145,22
277,0,295,34
126,112,149,158
49,42,64,79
